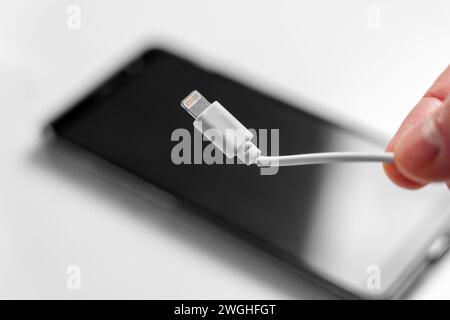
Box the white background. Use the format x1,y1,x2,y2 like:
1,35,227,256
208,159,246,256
0,0,449,299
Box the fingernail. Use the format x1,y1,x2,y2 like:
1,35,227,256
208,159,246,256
396,116,441,171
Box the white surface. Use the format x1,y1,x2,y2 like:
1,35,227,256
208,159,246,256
1,0,450,299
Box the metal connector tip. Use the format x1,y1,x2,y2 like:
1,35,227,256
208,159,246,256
181,90,211,118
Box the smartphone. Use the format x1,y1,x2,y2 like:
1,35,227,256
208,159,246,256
47,48,450,299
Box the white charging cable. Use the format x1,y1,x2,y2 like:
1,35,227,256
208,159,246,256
180,90,394,167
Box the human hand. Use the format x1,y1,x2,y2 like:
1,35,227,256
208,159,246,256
384,65,450,189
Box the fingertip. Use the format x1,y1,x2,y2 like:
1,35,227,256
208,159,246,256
394,111,450,183
383,161,425,190
384,142,425,189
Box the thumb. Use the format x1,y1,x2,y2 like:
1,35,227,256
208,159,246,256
394,94,450,184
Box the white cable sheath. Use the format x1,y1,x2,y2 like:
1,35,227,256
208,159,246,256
256,152,394,167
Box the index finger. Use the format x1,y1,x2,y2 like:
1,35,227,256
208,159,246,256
384,65,450,189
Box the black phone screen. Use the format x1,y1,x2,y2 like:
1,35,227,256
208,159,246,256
49,49,446,298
